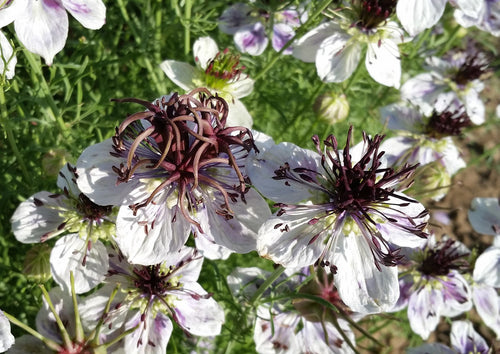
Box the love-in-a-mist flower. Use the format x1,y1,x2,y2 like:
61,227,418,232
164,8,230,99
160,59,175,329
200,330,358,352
160,36,254,127
394,235,472,340
396,0,483,36
10,164,115,293
79,246,224,354
248,128,429,314
0,29,16,79
407,320,489,354
401,48,490,125
379,100,469,200
76,89,270,265
455,0,500,37
0,0,106,65
218,2,306,56
293,0,403,88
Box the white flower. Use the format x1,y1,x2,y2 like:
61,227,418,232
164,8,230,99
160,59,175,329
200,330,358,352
248,129,429,313
0,0,106,65
76,91,270,265
293,2,403,88
79,247,225,354
401,51,489,125
160,36,254,127
10,164,114,293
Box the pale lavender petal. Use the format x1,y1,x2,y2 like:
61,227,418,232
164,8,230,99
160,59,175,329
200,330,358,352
61,0,105,30
472,284,500,339
123,311,173,354
14,0,68,65
468,197,500,236
234,22,268,56
450,320,489,354
218,3,255,35
408,287,443,340
292,22,339,63
272,23,294,54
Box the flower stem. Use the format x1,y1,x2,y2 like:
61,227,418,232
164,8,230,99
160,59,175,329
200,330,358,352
184,0,192,56
22,49,68,139
253,0,333,81
3,311,63,352
0,84,30,181
39,284,73,349
249,265,286,305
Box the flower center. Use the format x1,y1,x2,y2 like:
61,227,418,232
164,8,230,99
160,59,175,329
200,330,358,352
424,107,471,139
111,89,257,231
75,193,113,223
417,238,469,276
203,49,246,88
453,52,489,86
355,0,397,30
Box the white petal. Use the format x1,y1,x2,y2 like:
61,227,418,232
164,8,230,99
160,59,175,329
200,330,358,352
400,73,443,116
473,285,500,339
61,0,106,30
473,246,500,287
195,210,233,260
299,319,356,354
159,60,197,91
379,103,423,132
454,0,484,18
226,98,253,128
463,88,485,125
292,22,339,63
316,32,361,83
14,0,68,65
115,202,190,265
333,233,400,314
36,287,76,342
247,141,322,204
226,267,271,299
173,283,225,336
226,76,254,99
0,310,14,352
407,288,443,340
0,31,16,79
123,311,173,354
396,0,447,36
0,0,28,27
254,311,301,353
257,209,329,268
202,188,270,253
50,235,108,293
468,197,500,236
10,191,67,243
76,139,147,206
439,272,472,317
365,38,401,88
193,36,218,70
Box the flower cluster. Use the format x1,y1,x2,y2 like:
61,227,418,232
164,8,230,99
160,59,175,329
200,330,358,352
2,0,500,353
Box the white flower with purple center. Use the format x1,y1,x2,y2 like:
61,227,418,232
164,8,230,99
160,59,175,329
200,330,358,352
76,90,271,265
396,0,483,36
400,50,490,125
293,0,403,87
79,246,224,354
10,164,114,293
218,2,305,56
379,101,469,200
160,36,254,127
455,0,500,37
248,128,429,314
395,236,473,340
0,0,106,65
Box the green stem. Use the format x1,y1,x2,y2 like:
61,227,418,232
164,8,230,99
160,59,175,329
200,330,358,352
22,49,68,139
184,0,193,57
3,312,62,352
253,0,333,81
249,265,286,305
0,85,30,181
438,24,462,56
39,285,73,349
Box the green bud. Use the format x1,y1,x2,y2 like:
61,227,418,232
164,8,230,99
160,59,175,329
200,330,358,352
23,243,52,283
314,92,349,124
42,149,72,177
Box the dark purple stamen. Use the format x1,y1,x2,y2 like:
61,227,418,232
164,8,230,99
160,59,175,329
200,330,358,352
355,0,397,30
425,107,472,139
453,53,490,86
418,238,469,276
110,88,257,232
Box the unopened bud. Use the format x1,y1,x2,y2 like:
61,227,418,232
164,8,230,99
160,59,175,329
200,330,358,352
314,92,349,124
42,149,72,177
